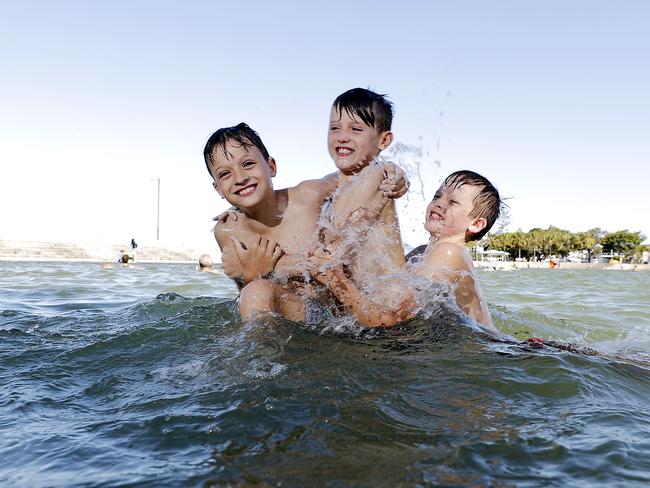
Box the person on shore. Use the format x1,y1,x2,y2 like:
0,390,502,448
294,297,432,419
205,90,407,323
307,170,504,335
130,238,138,261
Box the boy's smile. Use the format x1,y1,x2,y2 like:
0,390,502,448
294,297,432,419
209,142,276,210
235,184,257,197
327,107,393,175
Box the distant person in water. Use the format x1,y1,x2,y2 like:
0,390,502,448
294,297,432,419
204,108,407,323
198,253,219,273
308,170,504,335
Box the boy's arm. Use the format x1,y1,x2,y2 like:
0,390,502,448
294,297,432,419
307,167,408,200
309,251,418,328
213,206,242,224
326,163,390,229
295,172,339,202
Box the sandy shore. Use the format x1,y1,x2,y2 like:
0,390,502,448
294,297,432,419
475,261,650,271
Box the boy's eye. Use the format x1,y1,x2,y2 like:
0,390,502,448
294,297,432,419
329,125,340,131
243,160,255,168
217,171,231,179
351,127,364,132
450,199,459,205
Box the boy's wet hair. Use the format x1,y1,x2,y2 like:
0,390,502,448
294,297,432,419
443,170,501,241
332,88,393,133
203,122,270,177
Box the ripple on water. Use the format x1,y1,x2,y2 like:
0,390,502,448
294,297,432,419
2,262,650,486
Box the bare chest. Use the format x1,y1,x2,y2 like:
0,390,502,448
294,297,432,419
239,202,321,255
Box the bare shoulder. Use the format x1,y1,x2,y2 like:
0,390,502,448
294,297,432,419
414,241,474,282
426,242,472,269
214,215,249,249
289,172,339,204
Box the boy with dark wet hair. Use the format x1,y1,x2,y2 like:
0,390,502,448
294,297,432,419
332,87,393,137
322,88,407,289
308,170,503,333
204,123,270,175
204,118,407,323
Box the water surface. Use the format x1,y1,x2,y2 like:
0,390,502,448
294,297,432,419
1,262,649,486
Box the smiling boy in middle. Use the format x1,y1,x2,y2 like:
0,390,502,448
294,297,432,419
323,88,407,289
205,88,408,323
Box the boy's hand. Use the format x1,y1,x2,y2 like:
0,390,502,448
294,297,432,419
213,206,242,223
230,236,284,284
380,162,409,198
220,244,244,279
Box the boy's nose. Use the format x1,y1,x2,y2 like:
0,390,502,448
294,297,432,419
234,171,249,185
337,130,351,142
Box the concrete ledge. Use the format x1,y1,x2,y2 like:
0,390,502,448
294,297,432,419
0,239,212,264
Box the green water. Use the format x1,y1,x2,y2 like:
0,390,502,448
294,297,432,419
1,262,649,486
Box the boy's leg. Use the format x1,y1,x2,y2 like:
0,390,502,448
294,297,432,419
239,279,306,322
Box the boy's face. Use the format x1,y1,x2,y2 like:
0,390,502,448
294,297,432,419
328,107,393,175
209,140,276,210
425,182,486,239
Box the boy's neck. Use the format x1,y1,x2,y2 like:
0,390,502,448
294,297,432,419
337,160,378,182
242,189,288,227
427,233,468,247
337,171,357,183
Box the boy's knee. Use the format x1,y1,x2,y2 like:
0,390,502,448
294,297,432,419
241,279,276,299
240,280,278,320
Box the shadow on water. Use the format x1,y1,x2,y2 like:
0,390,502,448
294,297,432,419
2,289,650,486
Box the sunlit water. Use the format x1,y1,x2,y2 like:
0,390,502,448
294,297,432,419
1,262,650,486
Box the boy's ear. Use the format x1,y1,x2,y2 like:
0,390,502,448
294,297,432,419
267,157,277,177
468,217,487,235
213,180,225,199
378,131,394,151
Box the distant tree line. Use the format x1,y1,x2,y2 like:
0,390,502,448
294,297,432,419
481,227,649,262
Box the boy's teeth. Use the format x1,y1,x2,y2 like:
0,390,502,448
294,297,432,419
338,148,352,155
239,186,255,196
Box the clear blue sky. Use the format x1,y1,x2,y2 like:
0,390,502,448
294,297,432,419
2,1,648,254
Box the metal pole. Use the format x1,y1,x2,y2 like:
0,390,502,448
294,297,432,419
156,178,160,241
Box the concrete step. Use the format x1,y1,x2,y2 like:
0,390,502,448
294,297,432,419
0,240,215,263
